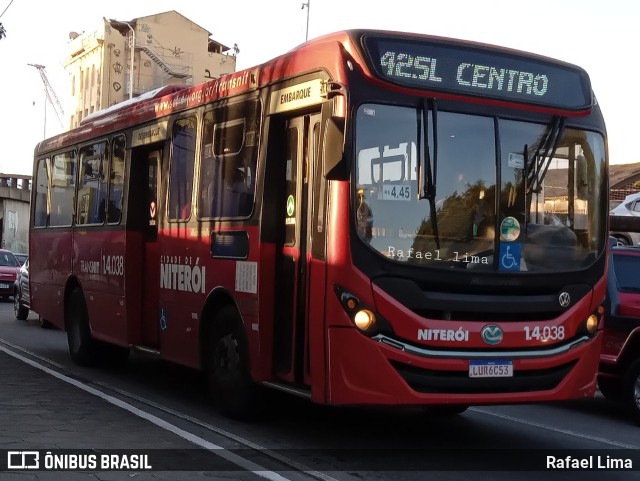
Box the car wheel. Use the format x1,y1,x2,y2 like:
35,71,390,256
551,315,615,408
66,288,99,366
205,306,261,419
14,289,28,321
613,235,630,246
625,359,640,424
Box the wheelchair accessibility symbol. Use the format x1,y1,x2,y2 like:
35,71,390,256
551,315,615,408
499,243,522,272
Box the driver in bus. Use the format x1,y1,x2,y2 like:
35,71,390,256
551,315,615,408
357,187,373,243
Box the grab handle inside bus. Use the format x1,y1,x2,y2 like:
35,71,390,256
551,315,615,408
321,99,347,180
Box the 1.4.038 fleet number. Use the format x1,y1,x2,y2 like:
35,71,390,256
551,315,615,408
524,325,565,341
103,254,124,276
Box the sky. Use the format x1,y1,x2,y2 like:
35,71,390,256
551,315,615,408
0,0,638,176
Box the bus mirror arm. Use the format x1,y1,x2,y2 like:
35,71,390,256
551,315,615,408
320,100,347,180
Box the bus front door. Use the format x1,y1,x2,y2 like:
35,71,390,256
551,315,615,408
274,114,321,383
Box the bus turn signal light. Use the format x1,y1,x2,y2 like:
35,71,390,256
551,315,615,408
586,314,599,334
354,309,376,331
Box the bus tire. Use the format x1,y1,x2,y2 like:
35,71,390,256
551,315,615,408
423,405,469,415
66,288,98,366
39,317,53,329
206,306,260,419
597,376,624,402
624,359,640,424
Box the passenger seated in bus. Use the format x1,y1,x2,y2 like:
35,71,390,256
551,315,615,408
181,201,191,219
212,167,249,217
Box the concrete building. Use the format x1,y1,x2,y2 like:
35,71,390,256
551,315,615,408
610,162,640,207
64,10,237,129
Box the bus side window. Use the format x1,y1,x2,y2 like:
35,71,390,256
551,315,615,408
204,100,260,219
77,141,108,225
169,117,197,221
107,135,126,224
199,111,215,219
33,158,50,227
49,151,76,227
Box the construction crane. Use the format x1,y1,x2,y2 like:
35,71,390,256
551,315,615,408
28,63,66,131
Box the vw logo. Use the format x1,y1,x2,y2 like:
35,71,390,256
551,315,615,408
481,324,503,345
558,292,571,308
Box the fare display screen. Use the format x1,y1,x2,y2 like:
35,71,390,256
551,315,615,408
363,36,592,110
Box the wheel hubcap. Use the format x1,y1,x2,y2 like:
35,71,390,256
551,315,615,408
214,333,240,377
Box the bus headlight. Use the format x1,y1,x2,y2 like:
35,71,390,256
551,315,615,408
354,309,376,331
334,284,394,337
585,314,599,334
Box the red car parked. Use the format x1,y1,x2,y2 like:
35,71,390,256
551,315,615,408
598,243,640,423
0,249,20,299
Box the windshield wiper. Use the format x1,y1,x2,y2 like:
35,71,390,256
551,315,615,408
526,116,566,195
417,98,439,248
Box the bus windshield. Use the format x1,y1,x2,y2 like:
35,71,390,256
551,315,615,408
355,103,606,273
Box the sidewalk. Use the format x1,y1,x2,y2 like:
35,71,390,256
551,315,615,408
0,350,261,481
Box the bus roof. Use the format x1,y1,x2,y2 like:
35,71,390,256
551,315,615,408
35,29,593,156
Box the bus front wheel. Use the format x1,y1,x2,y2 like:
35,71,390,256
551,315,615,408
67,288,98,366
206,306,260,419
423,405,469,415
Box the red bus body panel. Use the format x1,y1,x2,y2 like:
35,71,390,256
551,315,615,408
30,29,605,408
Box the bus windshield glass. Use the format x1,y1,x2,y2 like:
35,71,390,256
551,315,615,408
355,103,606,273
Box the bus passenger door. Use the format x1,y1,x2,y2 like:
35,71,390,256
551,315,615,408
129,146,162,348
274,114,321,383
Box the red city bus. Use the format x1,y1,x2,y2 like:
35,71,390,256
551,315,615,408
30,30,608,417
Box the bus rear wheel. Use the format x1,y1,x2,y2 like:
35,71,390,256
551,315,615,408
206,306,260,419
66,288,99,366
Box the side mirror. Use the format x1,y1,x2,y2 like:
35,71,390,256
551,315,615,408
320,100,347,180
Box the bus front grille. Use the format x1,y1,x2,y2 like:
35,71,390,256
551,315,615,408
390,360,577,394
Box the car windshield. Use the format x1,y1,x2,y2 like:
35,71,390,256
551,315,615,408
613,253,640,292
355,104,607,273
0,252,19,267
13,254,27,266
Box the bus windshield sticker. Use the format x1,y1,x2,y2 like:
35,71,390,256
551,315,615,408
363,36,591,110
500,216,520,241
381,183,411,201
499,243,522,272
508,153,525,169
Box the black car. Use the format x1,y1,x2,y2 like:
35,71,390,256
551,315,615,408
13,253,27,266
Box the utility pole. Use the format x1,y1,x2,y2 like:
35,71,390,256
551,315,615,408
28,63,65,136
301,0,310,41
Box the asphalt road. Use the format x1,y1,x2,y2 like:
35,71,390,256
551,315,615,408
1,298,638,481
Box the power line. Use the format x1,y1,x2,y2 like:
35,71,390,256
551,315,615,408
0,0,16,18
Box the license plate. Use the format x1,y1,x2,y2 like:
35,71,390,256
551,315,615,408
469,360,513,378
0,283,9,289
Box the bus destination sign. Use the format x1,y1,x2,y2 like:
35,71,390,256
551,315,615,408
363,36,592,110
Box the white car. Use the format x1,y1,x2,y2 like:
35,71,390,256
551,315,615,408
610,192,640,246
